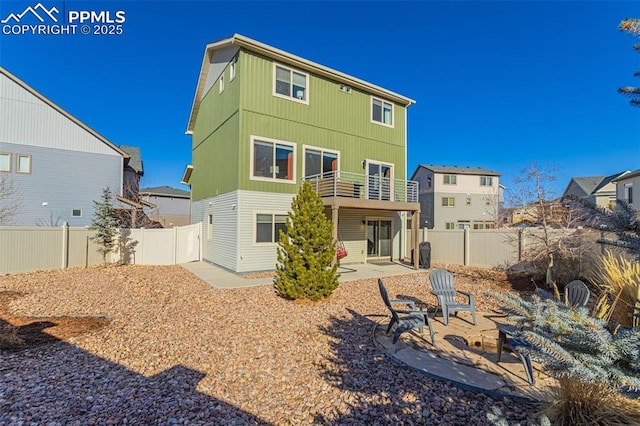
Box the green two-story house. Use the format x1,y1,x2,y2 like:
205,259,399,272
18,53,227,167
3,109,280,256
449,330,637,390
184,34,420,273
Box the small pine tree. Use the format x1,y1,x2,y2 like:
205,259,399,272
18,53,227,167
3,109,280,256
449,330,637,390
89,186,119,265
487,290,640,389
274,182,339,301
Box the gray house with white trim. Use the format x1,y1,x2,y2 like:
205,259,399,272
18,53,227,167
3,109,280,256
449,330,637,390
0,67,128,226
411,165,503,230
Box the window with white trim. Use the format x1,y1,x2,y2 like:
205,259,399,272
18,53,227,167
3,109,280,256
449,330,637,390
256,213,288,243
443,174,457,185
445,222,455,230
0,153,10,172
252,137,295,182
466,197,471,206
72,209,82,217
371,97,393,126
230,56,237,81
207,214,213,240
480,176,493,186
219,74,224,94
274,64,307,102
16,154,31,174
442,197,455,207
628,186,634,204
304,147,338,178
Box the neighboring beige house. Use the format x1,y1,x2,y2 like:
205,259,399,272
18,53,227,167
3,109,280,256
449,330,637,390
140,186,190,227
613,168,640,211
410,165,502,230
562,171,629,209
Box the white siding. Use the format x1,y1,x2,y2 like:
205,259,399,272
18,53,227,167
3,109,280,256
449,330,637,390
203,46,239,98
192,192,238,272
0,73,122,157
237,190,294,273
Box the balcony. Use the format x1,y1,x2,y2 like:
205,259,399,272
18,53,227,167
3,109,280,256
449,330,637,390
303,171,419,206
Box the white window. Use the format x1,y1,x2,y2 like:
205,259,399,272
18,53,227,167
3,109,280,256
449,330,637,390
371,97,393,127
16,154,31,174
442,197,455,207
443,174,457,185
445,222,455,230
219,74,224,94
303,146,339,178
0,153,10,172
207,214,213,240
466,197,471,206
230,56,237,81
480,176,493,186
256,213,288,243
72,209,82,217
251,136,296,182
274,64,308,103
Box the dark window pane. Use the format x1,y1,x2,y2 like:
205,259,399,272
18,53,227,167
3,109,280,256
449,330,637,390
372,99,382,122
305,149,321,177
275,66,290,96
256,214,273,242
322,152,337,174
275,144,293,180
254,141,273,178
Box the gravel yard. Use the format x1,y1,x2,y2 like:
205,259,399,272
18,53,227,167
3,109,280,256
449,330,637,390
0,264,541,425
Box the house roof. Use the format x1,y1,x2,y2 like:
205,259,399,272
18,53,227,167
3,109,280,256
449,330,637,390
186,34,416,134
0,66,129,159
120,145,144,175
613,168,640,181
410,164,501,179
565,171,629,196
140,186,190,198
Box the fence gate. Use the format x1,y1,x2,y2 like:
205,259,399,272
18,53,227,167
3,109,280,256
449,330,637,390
175,223,201,264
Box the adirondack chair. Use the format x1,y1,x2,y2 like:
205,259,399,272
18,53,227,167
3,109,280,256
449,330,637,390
496,324,535,385
428,269,477,325
378,279,435,345
564,280,590,307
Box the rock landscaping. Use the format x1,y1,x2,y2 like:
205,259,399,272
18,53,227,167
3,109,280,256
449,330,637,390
0,264,541,425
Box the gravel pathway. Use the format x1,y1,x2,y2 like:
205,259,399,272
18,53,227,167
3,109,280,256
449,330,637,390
0,265,542,425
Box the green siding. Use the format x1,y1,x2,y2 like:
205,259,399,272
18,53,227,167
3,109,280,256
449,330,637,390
191,48,409,199
191,59,241,201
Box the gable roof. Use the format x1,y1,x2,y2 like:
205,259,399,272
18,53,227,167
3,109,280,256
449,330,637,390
120,145,144,175
613,168,640,181
564,171,629,197
186,34,416,134
140,186,190,198
0,66,129,159
410,164,501,180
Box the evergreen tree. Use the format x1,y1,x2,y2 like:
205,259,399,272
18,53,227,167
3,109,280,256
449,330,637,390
89,186,119,265
618,18,640,107
275,182,339,301
488,290,640,389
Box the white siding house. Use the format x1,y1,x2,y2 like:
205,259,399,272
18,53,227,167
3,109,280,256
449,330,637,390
0,67,128,226
613,169,640,211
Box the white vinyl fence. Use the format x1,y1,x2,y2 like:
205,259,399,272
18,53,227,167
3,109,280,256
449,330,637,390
0,223,202,275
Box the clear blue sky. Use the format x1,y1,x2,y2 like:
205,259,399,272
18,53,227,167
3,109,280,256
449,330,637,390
1,1,638,202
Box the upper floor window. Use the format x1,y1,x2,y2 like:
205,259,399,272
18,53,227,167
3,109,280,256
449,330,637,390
442,197,455,207
251,136,296,183
230,56,237,81
0,153,10,172
443,174,457,185
445,222,455,230
427,177,432,189
371,97,393,127
219,75,224,94
274,64,308,103
466,196,471,206
304,147,339,177
72,209,82,217
480,176,493,186
16,154,31,174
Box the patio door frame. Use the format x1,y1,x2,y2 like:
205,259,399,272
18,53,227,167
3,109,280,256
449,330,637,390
365,216,393,261
365,159,394,201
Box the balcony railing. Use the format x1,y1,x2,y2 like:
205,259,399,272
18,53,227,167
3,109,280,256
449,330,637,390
303,171,418,203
